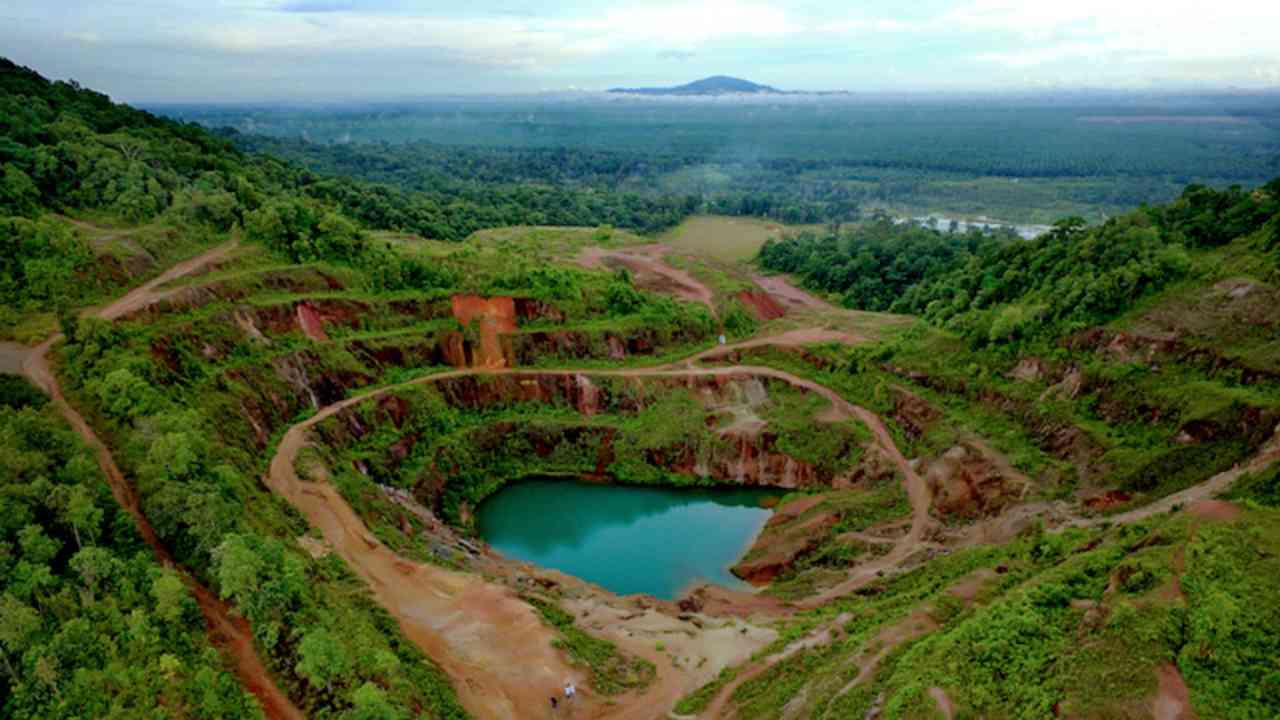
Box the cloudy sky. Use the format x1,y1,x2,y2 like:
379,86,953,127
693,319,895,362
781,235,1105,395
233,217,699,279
4,0,1279,101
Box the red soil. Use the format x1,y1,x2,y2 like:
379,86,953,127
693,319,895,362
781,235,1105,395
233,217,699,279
751,273,836,311
451,294,518,368
1084,490,1133,511
577,245,717,314
735,290,787,321
1188,499,1241,521
1152,663,1197,720
296,301,329,341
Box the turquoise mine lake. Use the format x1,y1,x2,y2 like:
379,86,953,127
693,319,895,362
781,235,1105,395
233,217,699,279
477,479,779,599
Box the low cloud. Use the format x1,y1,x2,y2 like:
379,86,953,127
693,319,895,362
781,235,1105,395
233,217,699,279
279,0,358,12
658,49,697,61
3,0,1278,99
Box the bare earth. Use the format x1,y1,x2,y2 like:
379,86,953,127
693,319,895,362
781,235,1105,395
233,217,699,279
751,273,837,312
1152,663,1198,720
578,244,717,313
264,330,936,719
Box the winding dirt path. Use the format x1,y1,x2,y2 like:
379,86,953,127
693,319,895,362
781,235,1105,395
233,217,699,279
94,238,241,320
264,334,936,720
578,244,718,314
1070,426,1280,529
12,241,302,720
750,274,837,312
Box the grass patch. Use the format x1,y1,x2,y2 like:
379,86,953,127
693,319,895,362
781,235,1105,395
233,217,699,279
662,215,799,263
523,595,656,695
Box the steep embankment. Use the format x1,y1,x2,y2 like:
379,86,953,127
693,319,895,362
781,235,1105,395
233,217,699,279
265,328,932,720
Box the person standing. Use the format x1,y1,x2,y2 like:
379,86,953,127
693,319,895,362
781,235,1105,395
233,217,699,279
562,681,576,717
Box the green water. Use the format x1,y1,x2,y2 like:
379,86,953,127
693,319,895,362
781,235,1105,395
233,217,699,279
477,479,779,599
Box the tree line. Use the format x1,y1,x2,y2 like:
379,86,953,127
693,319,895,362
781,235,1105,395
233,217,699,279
760,180,1280,346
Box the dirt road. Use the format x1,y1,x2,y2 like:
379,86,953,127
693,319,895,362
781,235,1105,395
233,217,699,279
751,273,837,312
263,331,937,719
14,241,302,720
1070,425,1280,529
95,238,240,320
578,244,718,314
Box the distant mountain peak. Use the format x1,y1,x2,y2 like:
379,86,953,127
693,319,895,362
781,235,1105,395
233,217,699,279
608,76,783,96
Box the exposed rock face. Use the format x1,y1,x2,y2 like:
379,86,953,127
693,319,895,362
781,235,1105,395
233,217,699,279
925,443,1028,518
296,301,330,341
1064,325,1280,385
891,387,940,439
427,373,838,486
314,373,872,524
713,431,821,488
510,328,687,364
512,298,565,324
731,496,835,584
451,295,518,368
430,373,612,414
1009,357,1048,382
735,290,787,321
880,363,1110,482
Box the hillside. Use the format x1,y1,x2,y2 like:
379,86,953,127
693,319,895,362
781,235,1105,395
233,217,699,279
3,57,1280,720
608,75,783,95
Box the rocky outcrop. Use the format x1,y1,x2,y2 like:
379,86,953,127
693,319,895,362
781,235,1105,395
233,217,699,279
925,443,1028,518
732,496,835,585
1008,357,1048,382
891,387,940,439
451,295,518,369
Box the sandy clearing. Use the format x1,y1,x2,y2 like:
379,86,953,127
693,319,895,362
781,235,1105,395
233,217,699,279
0,341,32,375
271,421,586,720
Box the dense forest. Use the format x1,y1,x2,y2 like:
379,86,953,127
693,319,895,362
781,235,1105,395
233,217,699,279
0,57,706,331
760,181,1280,345
0,377,263,719
0,56,690,269
164,95,1280,223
